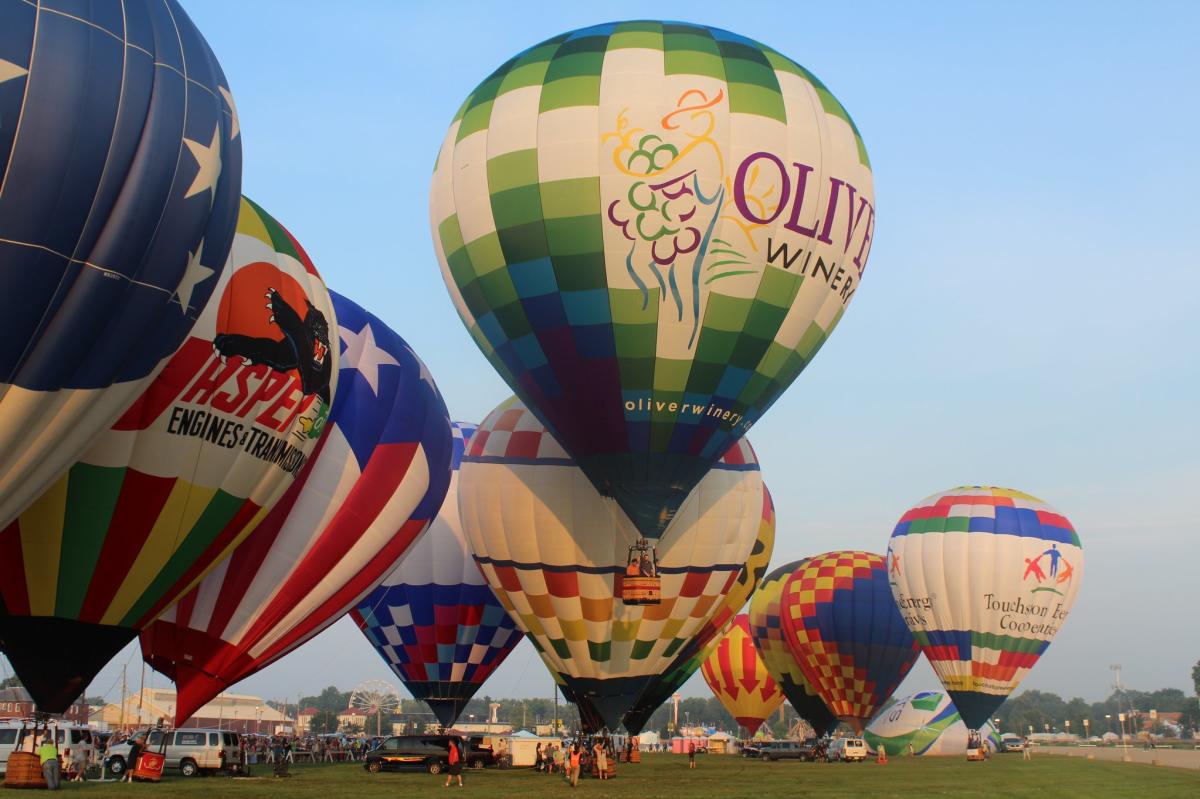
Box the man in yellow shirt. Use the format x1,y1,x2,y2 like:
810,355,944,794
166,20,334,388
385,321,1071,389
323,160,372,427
36,736,60,791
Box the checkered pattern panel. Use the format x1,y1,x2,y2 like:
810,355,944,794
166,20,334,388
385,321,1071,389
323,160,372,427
780,551,919,724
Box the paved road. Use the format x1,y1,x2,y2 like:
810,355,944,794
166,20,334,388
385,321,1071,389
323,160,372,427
1035,744,1200,770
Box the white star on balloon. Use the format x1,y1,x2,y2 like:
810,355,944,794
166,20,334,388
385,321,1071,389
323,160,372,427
183,124,222,200
218,86,240,141
0,59,28,84
339,323,400,396
174,240,214,312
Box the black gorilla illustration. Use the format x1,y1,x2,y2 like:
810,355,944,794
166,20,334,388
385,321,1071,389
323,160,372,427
213,288,332,406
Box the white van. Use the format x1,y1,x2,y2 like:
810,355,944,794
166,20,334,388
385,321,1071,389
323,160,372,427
828,737,868,762
105,728,242,777
0,721,96,774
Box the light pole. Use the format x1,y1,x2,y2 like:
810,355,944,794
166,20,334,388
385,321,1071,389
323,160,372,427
1083,718,1090,740
1064,720,1070,740
257,706,262,736
1105,714,1112,734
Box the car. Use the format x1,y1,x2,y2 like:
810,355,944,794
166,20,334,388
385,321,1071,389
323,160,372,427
105,728,242,777
828,737,868,762
363,734,463,774
999,734,1025,752
757,740,807,761
740,741,763,758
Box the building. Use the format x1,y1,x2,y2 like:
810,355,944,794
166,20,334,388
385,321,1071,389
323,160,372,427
0,687,88,723
90,687,288,734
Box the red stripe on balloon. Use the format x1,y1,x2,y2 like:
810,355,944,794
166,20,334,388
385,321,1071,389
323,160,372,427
0,521,30,615
78,470,176,623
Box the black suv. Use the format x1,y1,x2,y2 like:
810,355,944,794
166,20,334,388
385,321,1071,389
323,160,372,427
364,735,462,774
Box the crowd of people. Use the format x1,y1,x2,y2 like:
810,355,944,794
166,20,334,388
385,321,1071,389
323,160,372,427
533,736,618,786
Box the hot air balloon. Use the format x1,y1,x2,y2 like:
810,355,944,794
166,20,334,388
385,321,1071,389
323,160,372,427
622,489,774,735
140,291,452,723
886,486,1084,734
0,198,335,712
701,615,783,735
864,691,1000,757
0,0,242,527
431,21,875,544
779,551,920,734
352,422,523,728
748,560,838,736
458,398,763,731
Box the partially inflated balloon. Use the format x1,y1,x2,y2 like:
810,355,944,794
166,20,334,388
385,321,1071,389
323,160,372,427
621,490,773,735
352,423,523,728
432,21,875,540
748,560,838,736
0,198,335,711
459,398,763,731
0,0,242,526
780,551,919,734
701,614,783,734
141,291,451,723
864,691,1000,757
886,486,1083,732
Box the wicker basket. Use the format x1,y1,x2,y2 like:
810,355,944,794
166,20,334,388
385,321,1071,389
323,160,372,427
3,751,48,789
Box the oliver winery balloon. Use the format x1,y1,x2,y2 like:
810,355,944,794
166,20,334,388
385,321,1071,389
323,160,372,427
431,22,874,541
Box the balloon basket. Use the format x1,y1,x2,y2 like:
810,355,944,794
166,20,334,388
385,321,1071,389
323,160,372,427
3,752,47,789
620,576,661,605
966,747,987,762
131,751,167,782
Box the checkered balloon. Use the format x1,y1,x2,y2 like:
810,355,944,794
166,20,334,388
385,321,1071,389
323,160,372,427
779,551,920,732
431,21,875,543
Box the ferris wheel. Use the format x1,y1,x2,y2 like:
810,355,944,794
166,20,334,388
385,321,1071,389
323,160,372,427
349,680,403,735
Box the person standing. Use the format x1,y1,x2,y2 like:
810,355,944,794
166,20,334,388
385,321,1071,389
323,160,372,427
444,739,463,788
554,744,565,777
70,746,88,782
535,742,544,772
593,740,608,780
1022,738,1032,761
568,744,582,788
124,734,144,783
36,736,60,791
688,739,697,769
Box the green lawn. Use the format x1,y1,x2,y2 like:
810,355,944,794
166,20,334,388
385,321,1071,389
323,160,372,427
34,753,1200,798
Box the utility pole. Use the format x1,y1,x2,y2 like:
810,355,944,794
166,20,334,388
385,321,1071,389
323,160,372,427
137,661,146,726
1111,664,1132,760
552,683,558,734
118,665,127,732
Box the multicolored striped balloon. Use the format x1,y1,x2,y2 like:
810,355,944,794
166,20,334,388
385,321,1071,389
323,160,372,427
887,486,1083,731
431,21,875,542
779,551,919,733
0,198,335,712
140,291,452,723
621,490,774,735
352,422,523,728
701,614,783,734
0,0,242,529
458,398,763,732
864,691,1000,757
747,559,838,736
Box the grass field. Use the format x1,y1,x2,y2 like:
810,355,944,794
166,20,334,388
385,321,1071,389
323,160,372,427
26,753,1200,798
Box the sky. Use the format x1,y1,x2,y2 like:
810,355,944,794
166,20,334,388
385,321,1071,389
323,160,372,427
15,0,1196,713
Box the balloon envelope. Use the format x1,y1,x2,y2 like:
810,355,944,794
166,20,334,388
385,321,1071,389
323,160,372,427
352,422,522,728
701,614,783,734
141,291,452,723
865,691,999,756
886,486,1084,731
458,398,763,731
748,560,838,737
0,198,335,711
431,21,875,540
780,551,920,734
0,0,242,526
622,488,774,735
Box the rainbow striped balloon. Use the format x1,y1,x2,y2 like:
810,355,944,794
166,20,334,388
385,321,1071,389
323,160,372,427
887,486,1083,731
0,197,336,712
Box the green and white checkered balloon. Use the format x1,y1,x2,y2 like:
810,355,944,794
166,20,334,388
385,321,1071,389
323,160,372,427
430,21,874,541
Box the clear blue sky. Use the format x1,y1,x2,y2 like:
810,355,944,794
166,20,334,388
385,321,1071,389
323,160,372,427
38,1,1199,711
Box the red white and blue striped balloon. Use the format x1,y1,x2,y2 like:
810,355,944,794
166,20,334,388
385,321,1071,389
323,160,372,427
140,291,453,723
352,422,523,728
